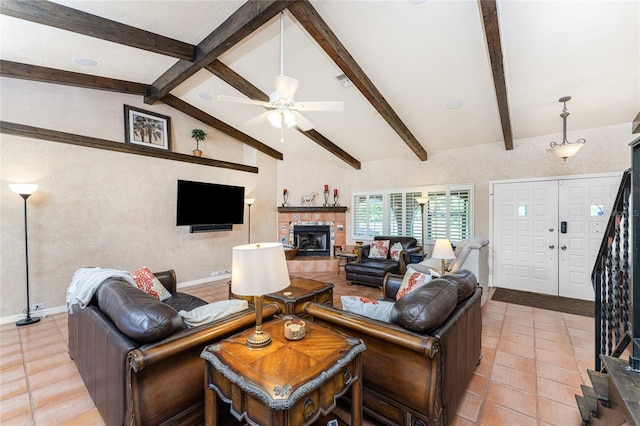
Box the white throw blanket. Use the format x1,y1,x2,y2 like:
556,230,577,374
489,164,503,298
66,267,136,313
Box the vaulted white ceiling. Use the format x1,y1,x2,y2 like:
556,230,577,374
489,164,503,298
1,0,638,167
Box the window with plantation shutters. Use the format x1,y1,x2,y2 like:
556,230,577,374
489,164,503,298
426,186,472,244
352,188,430,242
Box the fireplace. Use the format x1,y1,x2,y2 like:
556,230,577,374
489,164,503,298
293,225,331,257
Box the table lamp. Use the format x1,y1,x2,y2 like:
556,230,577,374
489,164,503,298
431,238,455,276
231,242,290,349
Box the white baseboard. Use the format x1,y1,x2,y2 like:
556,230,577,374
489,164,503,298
0,305,67,325
177,274,231,289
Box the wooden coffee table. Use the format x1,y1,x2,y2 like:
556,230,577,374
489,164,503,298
229,276,334,317
202,318,366,426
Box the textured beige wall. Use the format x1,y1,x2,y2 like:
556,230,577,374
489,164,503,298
278,123,632,245
1,78,278,318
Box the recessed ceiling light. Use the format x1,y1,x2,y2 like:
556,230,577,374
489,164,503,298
198,92,213,101
73,58,97,66
445,100,463,110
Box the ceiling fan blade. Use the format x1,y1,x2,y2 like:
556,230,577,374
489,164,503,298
275,75,299,100
217,95,272,108
292,111,314,131
243,110,271,126
291,101,344,112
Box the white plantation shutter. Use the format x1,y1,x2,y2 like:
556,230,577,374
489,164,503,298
427,190,448,241
405,192,422,240
369,195,384,237
353,195,368,238
449,189,471,242
387,193,403,235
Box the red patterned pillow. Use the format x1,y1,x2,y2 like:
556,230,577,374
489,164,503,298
132,267,171,301
389,242,404,261
396,266,433,300
369,240,390,259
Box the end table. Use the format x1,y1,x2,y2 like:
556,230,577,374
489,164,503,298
202,319,366,426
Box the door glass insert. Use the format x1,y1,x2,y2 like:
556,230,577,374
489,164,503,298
590,204,605,216
518,205,528,216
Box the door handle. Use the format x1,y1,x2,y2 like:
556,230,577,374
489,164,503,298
549,245,555,249
561,245,567,250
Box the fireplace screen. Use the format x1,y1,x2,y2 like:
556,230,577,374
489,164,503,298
293,225,331,256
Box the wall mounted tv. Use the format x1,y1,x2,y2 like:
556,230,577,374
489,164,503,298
176,180,245,233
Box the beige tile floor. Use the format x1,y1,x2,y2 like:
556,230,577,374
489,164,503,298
1,270,594,425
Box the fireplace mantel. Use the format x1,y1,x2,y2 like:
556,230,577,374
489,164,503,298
277,206,347,213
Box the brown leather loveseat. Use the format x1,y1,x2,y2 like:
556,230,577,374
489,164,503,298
345,236,421,288
67,270,278,426
303,269,482,425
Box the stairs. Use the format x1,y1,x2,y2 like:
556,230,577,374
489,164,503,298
574,356,640,426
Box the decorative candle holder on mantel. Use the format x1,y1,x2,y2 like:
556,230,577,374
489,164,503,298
333,188,340,207
323,190,330,207
282,189,290,207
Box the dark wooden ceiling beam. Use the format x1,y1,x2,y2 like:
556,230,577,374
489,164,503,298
479,0,513,150
205,60,361,169
145,0,295,104
0,0,196,61
0,60,150,94
288,0,428,161
161,94,283,161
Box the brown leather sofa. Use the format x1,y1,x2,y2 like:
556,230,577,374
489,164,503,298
303,269,482,426
67,270,278,426
345,236,421,288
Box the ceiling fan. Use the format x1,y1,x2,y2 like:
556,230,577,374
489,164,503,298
218,12,343,142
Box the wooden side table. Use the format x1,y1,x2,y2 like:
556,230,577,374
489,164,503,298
202,319,366,426
229,276,334,317
335,252,357,275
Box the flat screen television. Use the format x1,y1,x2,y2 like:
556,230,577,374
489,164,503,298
176,180,245,231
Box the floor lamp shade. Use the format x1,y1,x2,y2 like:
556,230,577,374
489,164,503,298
9,183,40,326
231,243,290,348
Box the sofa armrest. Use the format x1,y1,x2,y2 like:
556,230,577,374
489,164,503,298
382,273,403,300
355,244,371,262
126,303,279,425
154,269,177,294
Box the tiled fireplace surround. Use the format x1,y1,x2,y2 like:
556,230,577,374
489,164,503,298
277,207,348,274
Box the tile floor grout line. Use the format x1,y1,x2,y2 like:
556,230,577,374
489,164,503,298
17,326,38,424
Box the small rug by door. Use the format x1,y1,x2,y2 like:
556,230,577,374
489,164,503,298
491,287,595,317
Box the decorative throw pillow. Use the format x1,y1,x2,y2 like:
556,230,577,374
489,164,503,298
178,299,249,328
369,240,390,259
132,267,171,301
389,242,404,261
340,296,395,322
396,266,432,300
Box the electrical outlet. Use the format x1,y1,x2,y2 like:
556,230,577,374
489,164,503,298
31,302,45,311
211,270,228,277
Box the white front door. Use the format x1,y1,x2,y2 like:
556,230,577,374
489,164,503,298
492,180,559,296
557,176,620,300
492,174,620,300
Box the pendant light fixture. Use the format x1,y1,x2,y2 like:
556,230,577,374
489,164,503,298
547,96,585,161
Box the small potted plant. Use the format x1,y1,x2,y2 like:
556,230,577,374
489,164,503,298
191,129,207,157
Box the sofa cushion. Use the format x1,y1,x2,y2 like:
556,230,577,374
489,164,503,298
341,296,395,322
389,242,404,261
369,240,390,259
178,300,249,328
132,266,171,301
390,277,458,332
347,259,399,276
397,266,433,300
97,279,185,343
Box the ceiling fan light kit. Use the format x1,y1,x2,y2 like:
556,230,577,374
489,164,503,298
217,12,343,142
547,96,585,161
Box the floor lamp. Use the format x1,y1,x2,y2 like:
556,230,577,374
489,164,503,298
415,196,429,248
245,197,255,243
9,183,41,326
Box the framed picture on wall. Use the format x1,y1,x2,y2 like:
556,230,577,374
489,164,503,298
124,105,172,150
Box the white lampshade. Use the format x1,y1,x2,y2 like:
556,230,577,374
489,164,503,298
9,184,38,196
432,238,455,260
547,143,583,161
231,243,290,296
415,196,429,205
245,197,255,206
